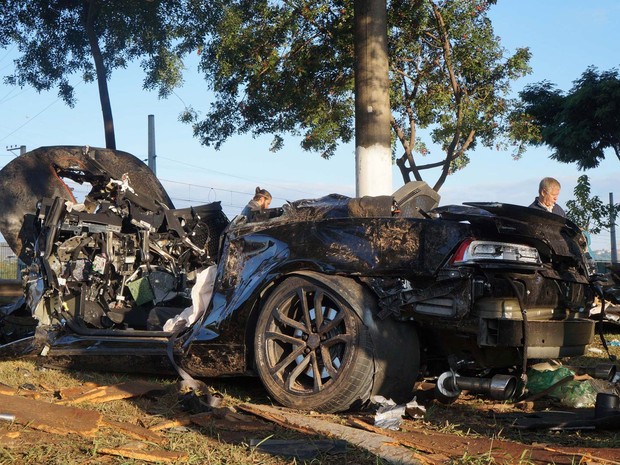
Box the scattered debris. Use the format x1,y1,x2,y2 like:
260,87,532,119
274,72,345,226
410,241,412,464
149,415,194,431
371,396,427,431
503,409,620,432
248,438,347,460
0,392,101,437
526,364,599,408
372,396,406,430
55,382,100,400
345,417,434,454
100,418,166,444
57,380,167,404
98,444,188,463
238,402,427,465
0,382,15,395
191,410,275,433
404,398,426,420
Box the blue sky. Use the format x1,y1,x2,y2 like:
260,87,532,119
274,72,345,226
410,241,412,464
0,0,619,250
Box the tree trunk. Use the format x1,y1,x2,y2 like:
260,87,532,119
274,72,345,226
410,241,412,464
83,0,116,150
354,0,392,197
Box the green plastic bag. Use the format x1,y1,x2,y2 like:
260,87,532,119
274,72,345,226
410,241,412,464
554,379,597,408
526,366,597,408
526,366,574,395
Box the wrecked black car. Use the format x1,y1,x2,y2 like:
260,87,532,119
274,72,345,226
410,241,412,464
0,146,599,413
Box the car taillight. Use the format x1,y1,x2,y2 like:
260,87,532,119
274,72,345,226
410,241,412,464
451,239,540,265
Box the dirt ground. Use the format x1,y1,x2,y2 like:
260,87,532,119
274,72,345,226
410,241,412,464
1,328,620,464
1,363,619,464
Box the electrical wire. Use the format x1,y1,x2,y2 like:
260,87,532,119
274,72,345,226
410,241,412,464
156,155,315,197
0,97,62,143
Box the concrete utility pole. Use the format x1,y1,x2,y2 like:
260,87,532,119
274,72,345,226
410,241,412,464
354,0,392,197
6,145,26,156
147,114,157,175
611,192,618,263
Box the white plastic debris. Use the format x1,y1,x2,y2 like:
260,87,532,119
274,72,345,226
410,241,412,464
163,265,217,332
372,395,406,431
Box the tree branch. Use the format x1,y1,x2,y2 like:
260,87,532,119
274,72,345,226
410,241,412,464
431,2,459,96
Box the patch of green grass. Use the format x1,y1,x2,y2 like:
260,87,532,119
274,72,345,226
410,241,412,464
449,445,539,465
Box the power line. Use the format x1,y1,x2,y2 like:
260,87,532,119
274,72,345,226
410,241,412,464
0,97,62,143
67,181,248,213
157,155,315,197
159,177,288,203
0,86,28,105
0,79,84,143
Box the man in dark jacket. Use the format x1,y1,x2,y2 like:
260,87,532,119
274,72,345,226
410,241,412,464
529,177,566,217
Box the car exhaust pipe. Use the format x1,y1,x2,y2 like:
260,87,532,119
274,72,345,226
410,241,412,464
572,363,617,381
592,363,616,381
435,371,517,403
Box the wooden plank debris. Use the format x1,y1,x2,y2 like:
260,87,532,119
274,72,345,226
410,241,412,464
0,392,101,437
57,381,166,404
0,383,15,395
346,417,436,455
148,408,276,434
238,403,427,465
100,418,166,444
543,447,620,465
98,446,188,463
0,382,40,399
56,382,99,400
192,414,276,433
149,415,194,431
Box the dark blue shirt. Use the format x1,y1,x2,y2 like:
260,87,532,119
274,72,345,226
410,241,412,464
529,197,566,217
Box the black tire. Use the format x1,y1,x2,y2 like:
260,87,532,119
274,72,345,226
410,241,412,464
368,316,420,404
254,275,375,413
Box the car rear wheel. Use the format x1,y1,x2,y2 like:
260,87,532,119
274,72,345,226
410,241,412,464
254,275,374,413
254,274,420,412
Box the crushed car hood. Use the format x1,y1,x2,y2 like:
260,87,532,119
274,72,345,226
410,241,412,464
0,146,173,262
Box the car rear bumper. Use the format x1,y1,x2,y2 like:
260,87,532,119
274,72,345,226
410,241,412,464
479,318,595,358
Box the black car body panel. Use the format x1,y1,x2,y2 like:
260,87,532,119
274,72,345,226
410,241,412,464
0,146,598,412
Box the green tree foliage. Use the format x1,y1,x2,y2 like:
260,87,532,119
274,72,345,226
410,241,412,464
566,175,619,235
186,0,531,190
514,67,620,170
389,1,531,189
184,0,357,158
1,0,210,149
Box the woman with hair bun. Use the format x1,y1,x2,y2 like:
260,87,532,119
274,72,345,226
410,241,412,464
241,186,272,218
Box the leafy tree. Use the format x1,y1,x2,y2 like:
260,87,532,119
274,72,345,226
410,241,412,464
514,67,620,170
566,175,619,235
1,0,210,149
186,0,531,190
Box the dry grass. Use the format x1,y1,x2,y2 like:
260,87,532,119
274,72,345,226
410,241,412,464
1,326,618,464
0,360,381,464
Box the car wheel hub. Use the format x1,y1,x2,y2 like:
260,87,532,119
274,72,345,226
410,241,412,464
306,333,320,350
